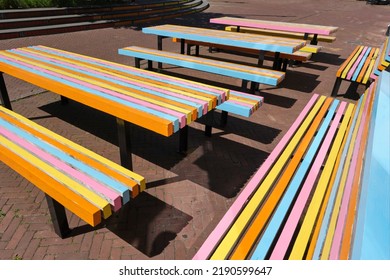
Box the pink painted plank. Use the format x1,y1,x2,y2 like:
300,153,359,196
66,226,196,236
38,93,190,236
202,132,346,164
329,84,374,259
269,102,347,259
346,46,368,81
192,94,319,260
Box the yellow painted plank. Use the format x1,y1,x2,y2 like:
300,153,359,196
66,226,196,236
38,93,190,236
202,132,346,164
340,46,364,79
210,95,327,260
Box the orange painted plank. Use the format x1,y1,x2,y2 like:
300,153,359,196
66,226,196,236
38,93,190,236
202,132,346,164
336,46,361,78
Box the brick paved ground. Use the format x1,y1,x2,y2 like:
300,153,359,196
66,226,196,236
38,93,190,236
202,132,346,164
0,0,388,260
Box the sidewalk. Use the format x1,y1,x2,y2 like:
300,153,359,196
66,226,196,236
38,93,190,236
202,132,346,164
0,0,388,259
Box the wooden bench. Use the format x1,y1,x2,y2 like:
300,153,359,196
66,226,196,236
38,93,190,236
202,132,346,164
331,24,389,96
0,104,145,238
193,73,388,259
172,38,313,72
119,46,285,92
331,45,380,96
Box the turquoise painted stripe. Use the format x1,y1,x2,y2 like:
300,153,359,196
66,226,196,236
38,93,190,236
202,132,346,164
0,117,131,203
31,46,225,104
11,49,204,119
312,95,364,259
352,72,390,260
215,102,251,117
142,26,297,54
0,55,180,133
118,48,280,86
351,47,372,82
251,99,340,260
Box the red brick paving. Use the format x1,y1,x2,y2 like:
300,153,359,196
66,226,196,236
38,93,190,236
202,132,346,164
0,0,389,260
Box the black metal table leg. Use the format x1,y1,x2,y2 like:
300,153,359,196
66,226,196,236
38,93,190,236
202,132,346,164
45,195,71,238
179,125,188,154
0,72,12,110
180,39,186,54
257,50,265,67
157,35,164,69
116,118,133,170
310,34,318,45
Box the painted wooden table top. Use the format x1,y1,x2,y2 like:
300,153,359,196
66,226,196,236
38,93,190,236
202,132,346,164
0,45,229,137
142,24,306,54
210,17,339,36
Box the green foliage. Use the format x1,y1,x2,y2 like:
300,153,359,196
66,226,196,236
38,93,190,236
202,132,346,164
0,0,126,9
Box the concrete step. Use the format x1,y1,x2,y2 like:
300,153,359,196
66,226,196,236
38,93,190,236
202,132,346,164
0,0,209,40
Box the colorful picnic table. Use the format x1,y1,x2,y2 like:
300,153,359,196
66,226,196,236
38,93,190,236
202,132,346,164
0,46,229,169
142,24,306,66
210,17,338,45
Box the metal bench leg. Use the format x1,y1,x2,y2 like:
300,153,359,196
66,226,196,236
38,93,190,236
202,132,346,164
180,39,186,55
204,109,214,137
250,82,259,94
179,125,188,154
331,77,342,97
195,45,200,56
116,118,133,170
310,34,318,45
220,111,228,127
0,72,12,110
46,195,71,238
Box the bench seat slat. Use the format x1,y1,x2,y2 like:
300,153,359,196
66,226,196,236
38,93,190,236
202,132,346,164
215,90,263,117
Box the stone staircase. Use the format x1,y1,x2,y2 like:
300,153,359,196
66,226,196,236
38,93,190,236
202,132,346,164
0,0,209,40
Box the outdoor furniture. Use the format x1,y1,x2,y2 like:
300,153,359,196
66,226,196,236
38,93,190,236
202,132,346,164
141,24,306,69
0,104,145,238
118,45,285,91
0,45,230,170
193,68,389,259
332,24,389,96
210,17,338,45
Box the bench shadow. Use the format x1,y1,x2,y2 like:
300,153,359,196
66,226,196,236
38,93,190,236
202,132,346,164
66,192,192,257
39,99,274,199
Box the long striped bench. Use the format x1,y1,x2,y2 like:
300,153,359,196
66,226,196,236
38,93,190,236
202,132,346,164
193,73,388,259
172,38,313,72
118,46,285,92
0,104,145,238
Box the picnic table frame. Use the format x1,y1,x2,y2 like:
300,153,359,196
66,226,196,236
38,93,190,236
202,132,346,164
142,24,306,68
